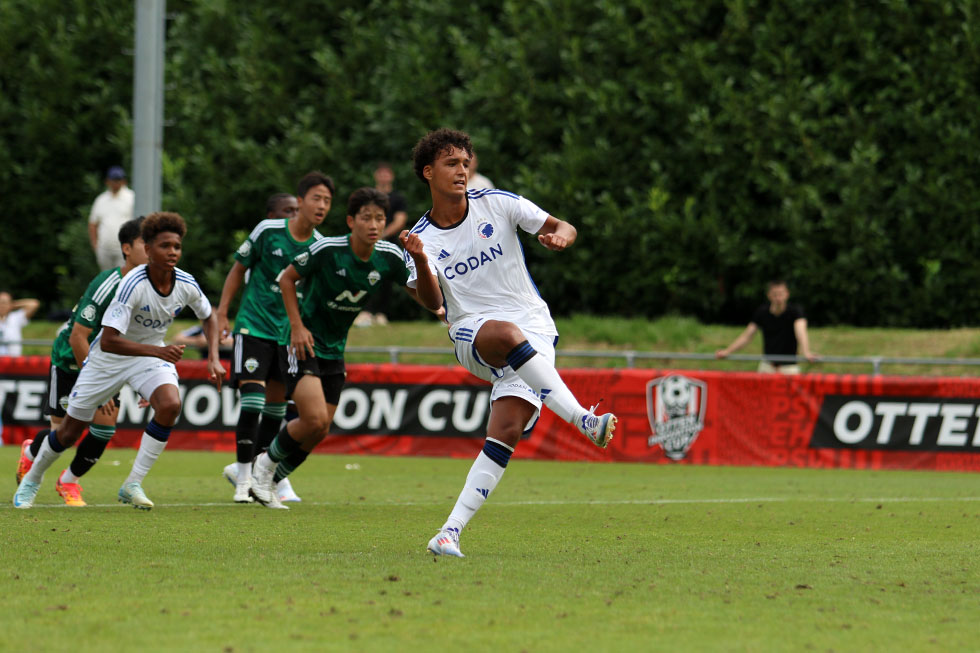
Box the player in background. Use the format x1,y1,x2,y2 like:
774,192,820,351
13,212,225,510
401,128,617,557
16,217,147,506
214,188,315,504
248,187,411,509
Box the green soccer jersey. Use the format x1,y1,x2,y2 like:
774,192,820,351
233,218,323,341
281,235,409,359
50,267,123,372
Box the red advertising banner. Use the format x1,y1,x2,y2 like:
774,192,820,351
2,358,979,471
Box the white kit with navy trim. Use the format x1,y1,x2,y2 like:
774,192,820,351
404,189,556,335
94,264,213,355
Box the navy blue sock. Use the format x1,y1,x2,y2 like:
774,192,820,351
482,438,513,468
47,429,67,453
505,340,537,371
145,419,172,442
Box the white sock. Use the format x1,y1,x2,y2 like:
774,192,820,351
254,452,275,474
23,436,63,485
512,352,587,424
60,468,80,484
125,434,167,485
443,450,509,534
236,461,251,483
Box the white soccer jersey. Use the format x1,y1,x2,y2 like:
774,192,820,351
91,264,212,356
405,189,556,335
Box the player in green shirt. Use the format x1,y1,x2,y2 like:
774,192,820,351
215,179,326,504
248,187,413,507
17,217,147,506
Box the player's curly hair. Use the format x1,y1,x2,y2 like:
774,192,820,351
141,212,186,243
412,128,473,185
347,187,390,219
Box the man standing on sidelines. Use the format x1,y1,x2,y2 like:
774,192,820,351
13,212,225,510
17,217,147,506
248,187,413,509
401,128,617,557
215,181,326,504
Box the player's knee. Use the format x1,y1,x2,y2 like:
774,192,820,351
153,396,182,423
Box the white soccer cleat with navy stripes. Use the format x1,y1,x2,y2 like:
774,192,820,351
427,528,464,557
578,405,617,449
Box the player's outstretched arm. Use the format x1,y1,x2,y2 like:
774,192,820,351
536,216,577,251
278,264,315,361
100,326,185,363
215,261,247,338
399,230,443,311
12,297,40,319
200,312,226,389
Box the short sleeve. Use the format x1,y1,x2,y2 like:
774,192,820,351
74,301,101,329
512,195,549,234
750,304,768,326
403,249,437,289
102,299,133,334
290,247,317,279
233,229,261,268
189,291,212,320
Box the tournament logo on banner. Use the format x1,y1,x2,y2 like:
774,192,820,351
647,374,707,460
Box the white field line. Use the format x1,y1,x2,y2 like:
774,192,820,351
6,496,980,509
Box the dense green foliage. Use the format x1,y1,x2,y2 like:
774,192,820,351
3,1,979,326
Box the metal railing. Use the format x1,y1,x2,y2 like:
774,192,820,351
7,339,980,376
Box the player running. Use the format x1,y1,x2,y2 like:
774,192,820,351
13,212,225,510
214,185,317,504
16,217,147,506
248,186,412,509
402,128,617,557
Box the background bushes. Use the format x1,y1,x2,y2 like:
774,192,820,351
2,0,979,326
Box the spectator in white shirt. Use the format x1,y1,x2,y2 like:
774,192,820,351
0,292,40,356
88,166,135,270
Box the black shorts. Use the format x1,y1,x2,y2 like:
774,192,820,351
43,365,119,418
232,333,285,385
279,346,346,404
43,365,79,418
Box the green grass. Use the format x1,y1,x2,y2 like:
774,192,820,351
1,449,977,651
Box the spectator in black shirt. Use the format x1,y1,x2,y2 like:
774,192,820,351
715,280,817,373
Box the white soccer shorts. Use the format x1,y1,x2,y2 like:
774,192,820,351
449,316,558,433
67,353,179,422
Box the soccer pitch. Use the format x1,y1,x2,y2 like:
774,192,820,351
1,449,976,652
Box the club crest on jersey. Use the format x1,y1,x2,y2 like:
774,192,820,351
477,222,494,239
368,270,381,286
295,252,310,267
80,304,97,321
244,357,259,373
646,374,707,460
237,241,252,257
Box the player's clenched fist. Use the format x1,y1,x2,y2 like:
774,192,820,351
157,343,185,363
399,230,428,263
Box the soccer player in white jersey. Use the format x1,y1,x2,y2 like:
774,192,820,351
401,128,618,557
13,212,226,510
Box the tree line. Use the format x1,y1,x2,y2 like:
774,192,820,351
2,0,979,326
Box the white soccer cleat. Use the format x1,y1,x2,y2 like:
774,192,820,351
578,405,617,449
248,455,286,508
13,480,41,509
427,528,464,557
118,482,154,510
277,477,301,503
233,479,253,503
221,462,237,487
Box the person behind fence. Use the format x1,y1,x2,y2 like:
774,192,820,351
715,279,817,374
89,165,135,271
0,292,40,356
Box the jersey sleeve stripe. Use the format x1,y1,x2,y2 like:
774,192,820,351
92,272,122,303
246,218,280,241
408,216,430,235
309,236,349,253
117,270,149,303
468,189,519,200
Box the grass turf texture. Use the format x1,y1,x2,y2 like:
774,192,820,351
1,449,976,651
